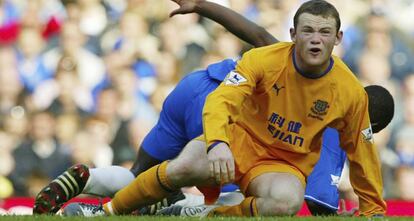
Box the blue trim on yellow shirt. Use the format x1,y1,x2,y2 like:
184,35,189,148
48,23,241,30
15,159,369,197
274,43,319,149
292,49,334,79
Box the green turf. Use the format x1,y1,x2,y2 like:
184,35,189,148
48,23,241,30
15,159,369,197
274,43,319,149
0,216,413,221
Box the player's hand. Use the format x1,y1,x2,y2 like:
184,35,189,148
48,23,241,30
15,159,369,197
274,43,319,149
207,142,235,185
169,0,205,17
337,199,359,216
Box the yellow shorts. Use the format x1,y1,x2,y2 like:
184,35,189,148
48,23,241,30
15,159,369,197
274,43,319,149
195,124,306,200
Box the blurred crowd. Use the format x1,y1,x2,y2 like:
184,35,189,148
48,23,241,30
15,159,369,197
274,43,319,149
0,0,413,203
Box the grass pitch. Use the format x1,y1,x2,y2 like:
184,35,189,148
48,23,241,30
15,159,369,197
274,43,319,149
0,216,412,221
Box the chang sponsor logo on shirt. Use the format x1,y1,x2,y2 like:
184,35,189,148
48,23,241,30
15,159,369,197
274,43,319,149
225,71,247,86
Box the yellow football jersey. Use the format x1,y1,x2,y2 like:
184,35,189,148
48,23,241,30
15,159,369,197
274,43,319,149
202,42,386,216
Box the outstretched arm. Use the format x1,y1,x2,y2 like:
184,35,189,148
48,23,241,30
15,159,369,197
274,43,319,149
170,0,278,47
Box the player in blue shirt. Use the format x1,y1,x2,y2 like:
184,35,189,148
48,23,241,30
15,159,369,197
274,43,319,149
34,0,394,216
137,59,236,165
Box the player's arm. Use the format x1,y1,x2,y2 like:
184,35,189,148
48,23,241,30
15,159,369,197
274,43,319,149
202,49,264,184
203,49,262,147
170,0,278,47
339,90,387,217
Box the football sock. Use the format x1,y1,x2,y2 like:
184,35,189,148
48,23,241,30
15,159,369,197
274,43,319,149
83,166,135,197
103,161,176,215
208,196,258,217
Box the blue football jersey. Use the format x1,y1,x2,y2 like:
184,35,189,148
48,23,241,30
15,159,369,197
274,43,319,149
141,59,236,160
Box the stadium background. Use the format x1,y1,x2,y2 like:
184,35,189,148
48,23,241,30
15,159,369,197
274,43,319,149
0,0,413,215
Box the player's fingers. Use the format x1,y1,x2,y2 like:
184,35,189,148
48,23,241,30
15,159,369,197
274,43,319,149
214,161,221,184
226,159,235,182
209,161,215,179
339,199,346,212
169,9,181,17
220,160,228,184
169,5,193,17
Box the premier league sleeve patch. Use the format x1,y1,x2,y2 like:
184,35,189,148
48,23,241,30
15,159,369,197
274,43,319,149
361,125,374,143
225,71,247,86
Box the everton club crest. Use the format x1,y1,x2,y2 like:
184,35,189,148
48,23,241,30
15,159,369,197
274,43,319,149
308,99,330,121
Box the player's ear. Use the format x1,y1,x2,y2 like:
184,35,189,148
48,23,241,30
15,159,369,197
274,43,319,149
290,28,296,42
335,30,343,45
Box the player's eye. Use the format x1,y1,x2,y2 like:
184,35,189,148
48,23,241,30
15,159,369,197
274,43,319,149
320,29,331,35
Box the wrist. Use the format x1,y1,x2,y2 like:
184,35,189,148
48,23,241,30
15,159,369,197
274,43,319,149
207,141,229,153
207,141,222,153
193,0,207,14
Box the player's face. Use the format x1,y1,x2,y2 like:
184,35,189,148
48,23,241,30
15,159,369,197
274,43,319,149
290,13,343,72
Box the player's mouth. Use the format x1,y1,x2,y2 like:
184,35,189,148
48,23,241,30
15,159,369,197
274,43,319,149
309,47,322,56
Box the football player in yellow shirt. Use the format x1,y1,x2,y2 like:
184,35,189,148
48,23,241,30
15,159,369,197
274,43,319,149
195,0,385,216
62,0,386,217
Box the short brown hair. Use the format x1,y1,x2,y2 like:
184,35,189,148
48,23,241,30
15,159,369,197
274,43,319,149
293,0,341,32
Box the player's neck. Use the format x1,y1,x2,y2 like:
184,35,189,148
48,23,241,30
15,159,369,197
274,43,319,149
292,49,333,79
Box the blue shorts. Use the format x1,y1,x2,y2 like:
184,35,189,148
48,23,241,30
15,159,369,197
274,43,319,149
304,128,346,210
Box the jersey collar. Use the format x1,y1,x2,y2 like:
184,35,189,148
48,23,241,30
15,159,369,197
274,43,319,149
292,49,334,79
